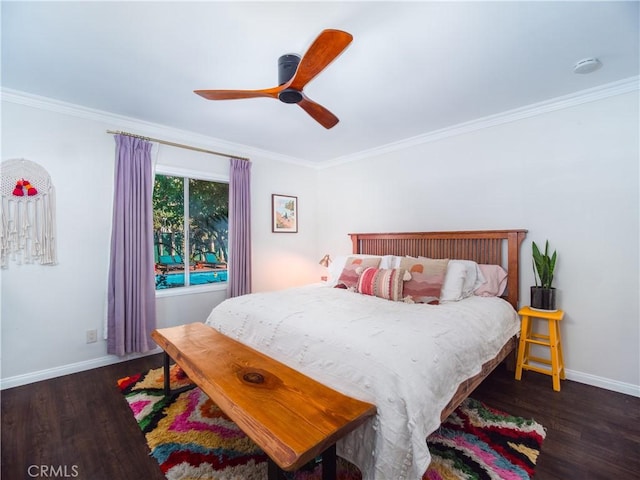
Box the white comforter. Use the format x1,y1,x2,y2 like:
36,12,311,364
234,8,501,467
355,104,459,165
205,284,520,480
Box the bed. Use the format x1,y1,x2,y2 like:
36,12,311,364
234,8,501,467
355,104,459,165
204,229,527,480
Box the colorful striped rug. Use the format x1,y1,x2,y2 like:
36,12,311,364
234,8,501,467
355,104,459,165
118,365,545,480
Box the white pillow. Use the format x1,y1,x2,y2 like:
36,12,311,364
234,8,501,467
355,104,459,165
378,255,398,270
430,259,487,302
455,260,487,297
440,261,468,302
382,255,402,269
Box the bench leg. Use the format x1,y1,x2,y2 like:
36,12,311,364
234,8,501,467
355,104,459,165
266,445,337,480
267,459,286,480
163,352,171,396
322,444,337,480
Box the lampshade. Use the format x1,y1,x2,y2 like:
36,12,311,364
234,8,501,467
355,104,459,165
319,254,332,267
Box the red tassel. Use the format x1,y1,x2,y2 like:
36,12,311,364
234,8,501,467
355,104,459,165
23,180,38,196
12,180,24,196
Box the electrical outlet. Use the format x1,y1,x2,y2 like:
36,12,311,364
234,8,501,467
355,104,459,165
86,329,98,344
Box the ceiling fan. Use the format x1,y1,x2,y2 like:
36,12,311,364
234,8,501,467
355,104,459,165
194,29,353,129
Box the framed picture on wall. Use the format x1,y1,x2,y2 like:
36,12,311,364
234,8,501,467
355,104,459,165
272,194,298,233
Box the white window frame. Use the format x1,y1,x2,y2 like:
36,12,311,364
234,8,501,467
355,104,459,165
154,165,229,298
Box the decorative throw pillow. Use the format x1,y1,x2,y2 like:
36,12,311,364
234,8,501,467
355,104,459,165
357,267,411,302
400,257,449,304
328,255,381,285
336,256,381,289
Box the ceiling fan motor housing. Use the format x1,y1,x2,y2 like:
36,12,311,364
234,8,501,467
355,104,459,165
278,54,303,103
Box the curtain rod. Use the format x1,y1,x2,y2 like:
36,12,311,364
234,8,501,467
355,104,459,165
106,130,250,161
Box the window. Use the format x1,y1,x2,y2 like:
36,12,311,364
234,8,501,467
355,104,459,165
153,172,229,291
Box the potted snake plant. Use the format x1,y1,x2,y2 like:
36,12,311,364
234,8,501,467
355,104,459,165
531,240,557,311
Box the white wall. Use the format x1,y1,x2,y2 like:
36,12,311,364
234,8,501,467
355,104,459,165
2,89,638,397
317,91,639,394
1,94,320,387
250,158,325,292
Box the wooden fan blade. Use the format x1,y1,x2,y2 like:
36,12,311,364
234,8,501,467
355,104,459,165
289,29,353,91
194,85,283,100
297,94,339,129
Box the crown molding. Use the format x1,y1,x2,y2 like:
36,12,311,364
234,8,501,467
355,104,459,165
0,88,313,167
320,76,640,169
3,76,638,170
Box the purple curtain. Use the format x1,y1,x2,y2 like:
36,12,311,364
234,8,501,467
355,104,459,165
228,158,252,297
107,135,156,355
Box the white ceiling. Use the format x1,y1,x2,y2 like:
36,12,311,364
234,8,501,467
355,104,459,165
2,1,639,164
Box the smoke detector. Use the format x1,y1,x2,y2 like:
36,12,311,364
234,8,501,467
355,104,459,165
573,58,602,74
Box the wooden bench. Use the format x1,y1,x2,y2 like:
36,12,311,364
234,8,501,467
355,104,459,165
151,323,376,480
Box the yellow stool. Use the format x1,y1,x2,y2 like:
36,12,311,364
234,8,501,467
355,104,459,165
515,306,566,391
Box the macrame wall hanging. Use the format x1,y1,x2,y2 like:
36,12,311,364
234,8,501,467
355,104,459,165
1,158,57,267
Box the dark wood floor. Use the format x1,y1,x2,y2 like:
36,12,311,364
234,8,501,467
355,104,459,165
2,353,639,480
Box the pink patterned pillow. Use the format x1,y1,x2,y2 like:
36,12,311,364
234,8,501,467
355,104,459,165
336,257,381,289
357,267,409,302
399,257,449,304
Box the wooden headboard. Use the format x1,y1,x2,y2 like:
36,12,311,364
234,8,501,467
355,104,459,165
349,230,527,309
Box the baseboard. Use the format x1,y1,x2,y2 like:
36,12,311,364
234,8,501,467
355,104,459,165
565,369,640,398
0,347,162,390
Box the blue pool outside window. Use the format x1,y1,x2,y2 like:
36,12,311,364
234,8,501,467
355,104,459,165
153,172,229,291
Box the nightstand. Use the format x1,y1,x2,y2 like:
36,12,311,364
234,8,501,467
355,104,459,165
515,306,566,391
